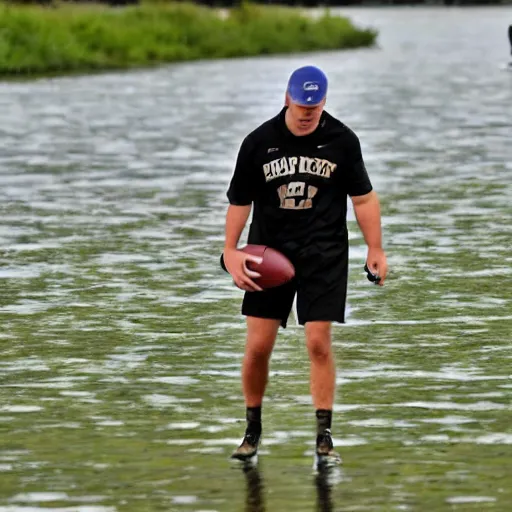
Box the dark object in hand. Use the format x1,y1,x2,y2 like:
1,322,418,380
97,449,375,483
364,263,381,284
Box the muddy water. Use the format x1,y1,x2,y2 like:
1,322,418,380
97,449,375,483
1,6,511,512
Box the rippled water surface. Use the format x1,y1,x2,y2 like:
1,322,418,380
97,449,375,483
1,6,511,512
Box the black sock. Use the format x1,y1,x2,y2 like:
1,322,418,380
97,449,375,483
246,406,262,436
316,409,332,435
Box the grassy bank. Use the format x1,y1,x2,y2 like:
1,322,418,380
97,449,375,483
0,2,377,78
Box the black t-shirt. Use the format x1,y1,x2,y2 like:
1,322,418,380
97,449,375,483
227,107,372,262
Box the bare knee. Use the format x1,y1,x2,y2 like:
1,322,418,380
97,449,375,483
245,317,279,363
307,337,332,362
246,341,273,363
305,322,332,363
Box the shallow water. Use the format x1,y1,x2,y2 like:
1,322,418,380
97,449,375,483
1,6,511,512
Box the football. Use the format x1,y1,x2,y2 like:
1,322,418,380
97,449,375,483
221,244,295,290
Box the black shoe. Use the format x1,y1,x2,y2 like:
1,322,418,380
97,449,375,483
231,429,261,462
315,429,341,467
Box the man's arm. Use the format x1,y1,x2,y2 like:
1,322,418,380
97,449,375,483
351,190,388,285
224,204,252,251
223,204,263,292
223,134,264,291
351,190,382,249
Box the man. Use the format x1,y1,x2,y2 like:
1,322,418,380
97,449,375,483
222,65,387,465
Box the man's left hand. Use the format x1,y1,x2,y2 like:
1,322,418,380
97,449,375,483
366,247,388,286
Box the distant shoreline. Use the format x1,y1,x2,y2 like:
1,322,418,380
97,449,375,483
0,2,378,80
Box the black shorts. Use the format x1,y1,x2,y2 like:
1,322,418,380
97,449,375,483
241,251,348,328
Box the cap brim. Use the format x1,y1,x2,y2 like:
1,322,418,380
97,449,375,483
290,100,323,107
288,94,325,107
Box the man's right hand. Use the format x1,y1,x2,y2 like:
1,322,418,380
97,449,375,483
223,248,263,292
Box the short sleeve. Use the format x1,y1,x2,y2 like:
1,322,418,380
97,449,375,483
226,136,258,206
345,135,373,197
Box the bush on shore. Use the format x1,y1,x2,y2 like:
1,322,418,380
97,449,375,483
0,2,377,77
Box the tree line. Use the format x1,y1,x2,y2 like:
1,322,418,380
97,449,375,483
7,0,512,7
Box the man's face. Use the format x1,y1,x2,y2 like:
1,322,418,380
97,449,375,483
285,95,326,136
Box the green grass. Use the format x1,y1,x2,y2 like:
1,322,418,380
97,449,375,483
0,2,377,77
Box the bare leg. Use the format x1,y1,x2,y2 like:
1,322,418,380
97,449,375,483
242,316,281,406
305,321,340,463
231,317,280,460
305,321,335,410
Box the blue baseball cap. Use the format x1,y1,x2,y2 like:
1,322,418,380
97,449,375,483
287,65,328,107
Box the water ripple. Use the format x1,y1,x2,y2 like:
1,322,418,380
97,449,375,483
0,6,511,512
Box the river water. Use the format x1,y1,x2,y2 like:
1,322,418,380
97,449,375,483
0,6,511,512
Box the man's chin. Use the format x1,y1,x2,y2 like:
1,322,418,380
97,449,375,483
297,124,317,136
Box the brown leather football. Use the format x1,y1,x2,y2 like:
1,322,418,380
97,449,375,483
240,244,295,289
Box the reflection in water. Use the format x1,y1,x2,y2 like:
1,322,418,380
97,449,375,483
314,467,334,512
0,6,511,512
241,462,341,512
243,463,266,512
